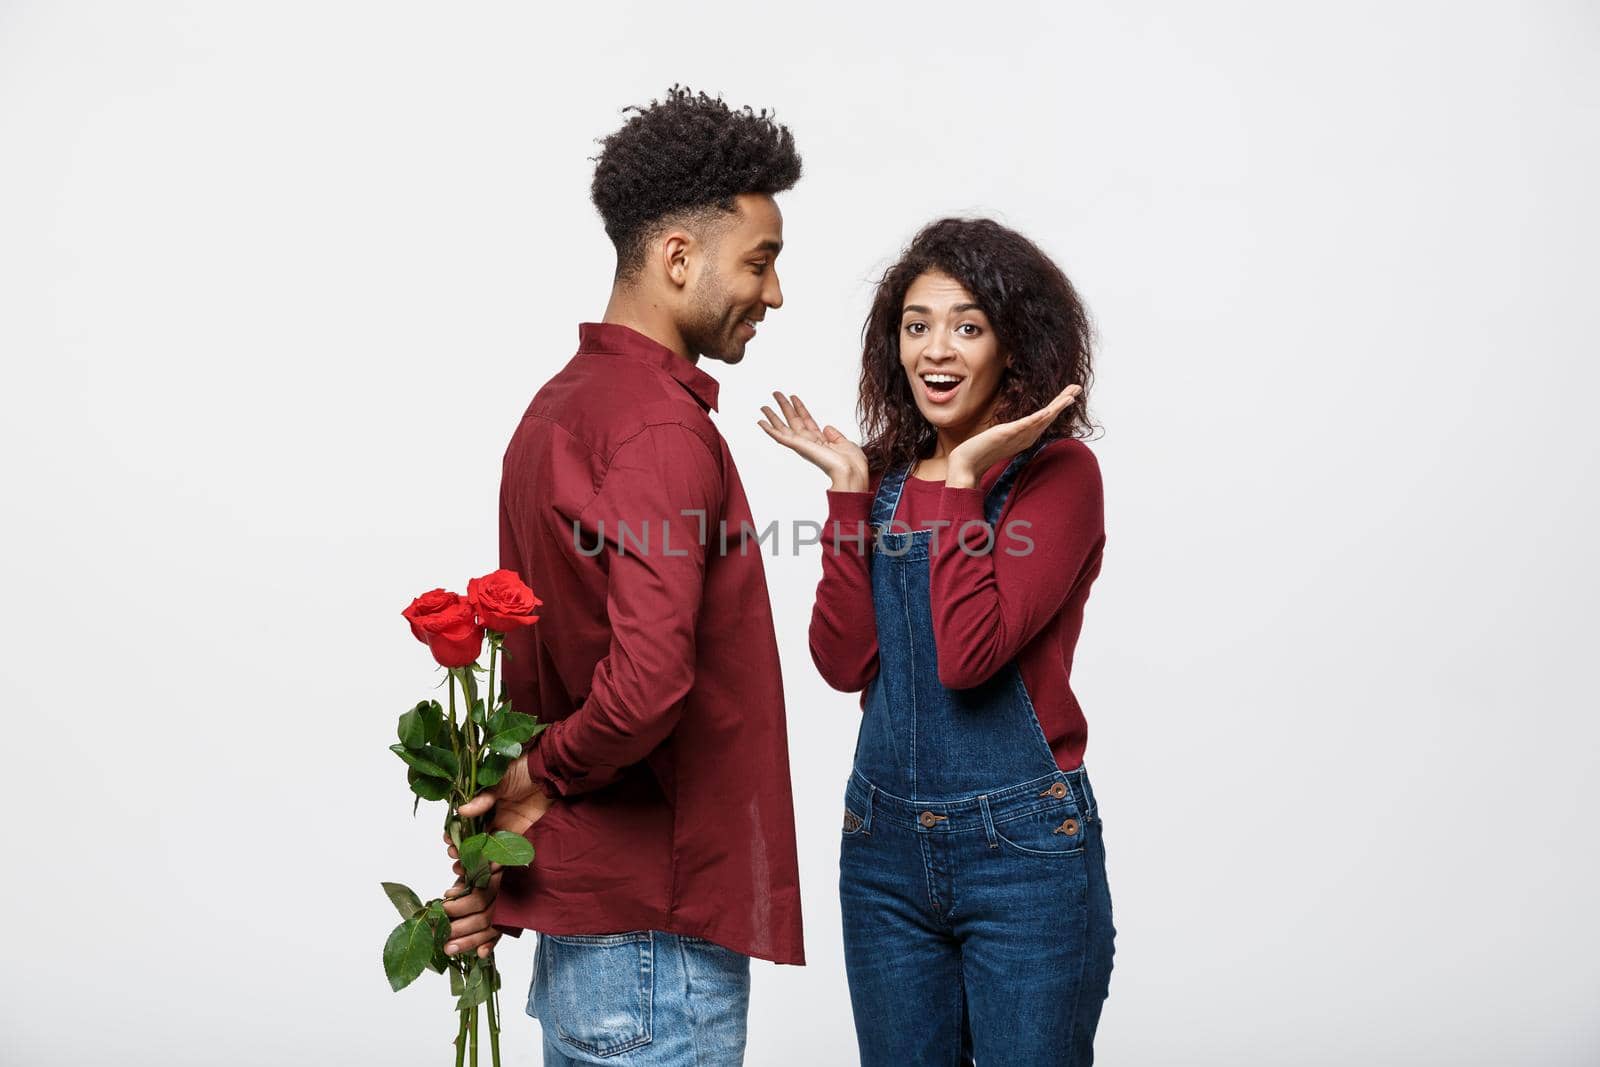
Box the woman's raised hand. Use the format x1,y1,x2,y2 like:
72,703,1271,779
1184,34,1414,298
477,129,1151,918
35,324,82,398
945,383,1082,489
758,391,869,493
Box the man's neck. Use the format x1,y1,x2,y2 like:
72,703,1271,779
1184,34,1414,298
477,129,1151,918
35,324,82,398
601,286,696,364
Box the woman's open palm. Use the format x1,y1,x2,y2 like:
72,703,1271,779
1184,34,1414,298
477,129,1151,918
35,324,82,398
758,391,869,492
947,383,1082,487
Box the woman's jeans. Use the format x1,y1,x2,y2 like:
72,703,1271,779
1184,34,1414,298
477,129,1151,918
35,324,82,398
840,767,1116,1066
526,930,751,1066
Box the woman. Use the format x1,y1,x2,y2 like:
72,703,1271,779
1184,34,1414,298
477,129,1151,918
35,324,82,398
759,217,1115,1066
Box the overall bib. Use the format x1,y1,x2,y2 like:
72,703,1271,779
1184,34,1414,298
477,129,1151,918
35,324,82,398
839,444,1116,1067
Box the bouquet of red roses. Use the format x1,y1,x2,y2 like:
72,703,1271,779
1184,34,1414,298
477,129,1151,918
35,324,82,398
383,569,545,1067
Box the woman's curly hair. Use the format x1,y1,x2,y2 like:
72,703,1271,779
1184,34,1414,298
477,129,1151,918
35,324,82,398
591,85,802,277
858,217,1098,475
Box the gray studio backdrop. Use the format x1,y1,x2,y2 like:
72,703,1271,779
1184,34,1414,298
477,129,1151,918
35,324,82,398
2,2,1596,1064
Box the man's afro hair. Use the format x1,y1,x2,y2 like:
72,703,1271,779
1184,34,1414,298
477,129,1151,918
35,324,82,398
591,85,802,276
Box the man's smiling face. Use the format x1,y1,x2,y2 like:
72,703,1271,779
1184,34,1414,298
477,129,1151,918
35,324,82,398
681,193,785,364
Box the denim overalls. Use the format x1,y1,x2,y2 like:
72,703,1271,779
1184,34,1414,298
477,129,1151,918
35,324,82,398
839,444,1116,1067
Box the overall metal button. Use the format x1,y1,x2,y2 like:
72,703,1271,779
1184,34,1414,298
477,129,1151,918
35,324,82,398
1053,817,1080,836
919,811,946,829
1040,782,1069,799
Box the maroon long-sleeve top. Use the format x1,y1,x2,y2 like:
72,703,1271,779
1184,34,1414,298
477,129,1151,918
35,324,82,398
490,322,805,966
809,437,1106,771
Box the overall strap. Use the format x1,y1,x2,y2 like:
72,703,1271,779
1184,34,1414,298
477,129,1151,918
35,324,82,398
869,461,913,529
982,440,1050,526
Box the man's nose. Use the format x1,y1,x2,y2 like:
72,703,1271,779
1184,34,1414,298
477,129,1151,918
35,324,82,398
764,269,783,310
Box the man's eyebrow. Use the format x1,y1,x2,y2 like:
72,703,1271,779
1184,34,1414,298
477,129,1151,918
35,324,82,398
901,302,983,315
749,239,783,254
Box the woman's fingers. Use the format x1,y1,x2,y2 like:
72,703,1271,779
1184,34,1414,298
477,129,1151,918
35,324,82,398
1044,383,1082,416
790,395,822,435
771,390,799,427
1020,383,1082,429
758,405,786,433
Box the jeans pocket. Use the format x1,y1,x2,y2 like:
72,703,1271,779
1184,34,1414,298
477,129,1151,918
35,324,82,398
993,801,1088,857
543,932,654,1058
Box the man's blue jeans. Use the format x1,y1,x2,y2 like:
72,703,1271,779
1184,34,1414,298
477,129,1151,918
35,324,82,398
526,930,751,1066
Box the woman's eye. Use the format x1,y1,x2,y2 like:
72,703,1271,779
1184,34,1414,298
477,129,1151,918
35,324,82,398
904,322,925,335
958,323,982,336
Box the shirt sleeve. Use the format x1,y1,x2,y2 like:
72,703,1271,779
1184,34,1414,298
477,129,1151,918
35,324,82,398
523,423,721,796
929,439,1105,690
807,488,880,694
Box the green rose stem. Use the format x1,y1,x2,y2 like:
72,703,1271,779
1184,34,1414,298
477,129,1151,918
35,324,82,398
487,963,502,1066
452,641,511,1067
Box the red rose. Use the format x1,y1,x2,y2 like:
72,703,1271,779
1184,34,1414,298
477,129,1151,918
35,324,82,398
401,589,462,644
467,569,543,633
412,600,485,669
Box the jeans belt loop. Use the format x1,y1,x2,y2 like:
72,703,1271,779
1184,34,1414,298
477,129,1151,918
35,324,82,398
977,794,998,850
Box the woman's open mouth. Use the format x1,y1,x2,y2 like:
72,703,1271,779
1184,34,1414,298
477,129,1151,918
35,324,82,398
919,372,964,405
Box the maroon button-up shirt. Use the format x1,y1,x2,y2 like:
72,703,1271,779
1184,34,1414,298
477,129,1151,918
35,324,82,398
488,322,805,966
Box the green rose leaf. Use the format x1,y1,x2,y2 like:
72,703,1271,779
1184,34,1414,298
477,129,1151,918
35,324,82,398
486,735,523,759
469,698,488,726
483,831,534,867
489,711,541,746
474,760,505,789
397,701,445,749
426,901,451,950
383,917,434,992
408,768,452,801
457,834,490,886
456,962,492,1010
449,963,467,995
380,882,424,920
457,981,492,1011
390,743,457,780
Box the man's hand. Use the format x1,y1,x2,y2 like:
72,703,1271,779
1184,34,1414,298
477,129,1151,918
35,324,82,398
458,751,554,836
440,754,553,956
441,871,504,959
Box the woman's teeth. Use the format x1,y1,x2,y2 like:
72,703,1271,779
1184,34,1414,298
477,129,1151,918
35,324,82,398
920,374,963,402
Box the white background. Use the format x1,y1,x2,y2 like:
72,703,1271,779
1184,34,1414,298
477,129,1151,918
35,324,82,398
3,2,1597,1064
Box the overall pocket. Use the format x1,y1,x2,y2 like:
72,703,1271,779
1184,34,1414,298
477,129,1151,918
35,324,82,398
993,800,1088,857
543,931,654,1057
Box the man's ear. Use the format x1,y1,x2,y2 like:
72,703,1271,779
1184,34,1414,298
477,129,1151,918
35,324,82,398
658,230,694,290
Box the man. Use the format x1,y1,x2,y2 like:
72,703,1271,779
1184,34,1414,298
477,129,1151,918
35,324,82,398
437,86,805,1066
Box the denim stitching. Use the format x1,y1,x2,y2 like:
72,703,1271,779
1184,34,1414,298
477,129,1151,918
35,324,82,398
900,565,919,796
952,952,966,1067
917,833,945,923
675,934,703,1067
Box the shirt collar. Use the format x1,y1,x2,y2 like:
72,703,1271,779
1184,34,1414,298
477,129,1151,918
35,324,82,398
576,322,721,412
